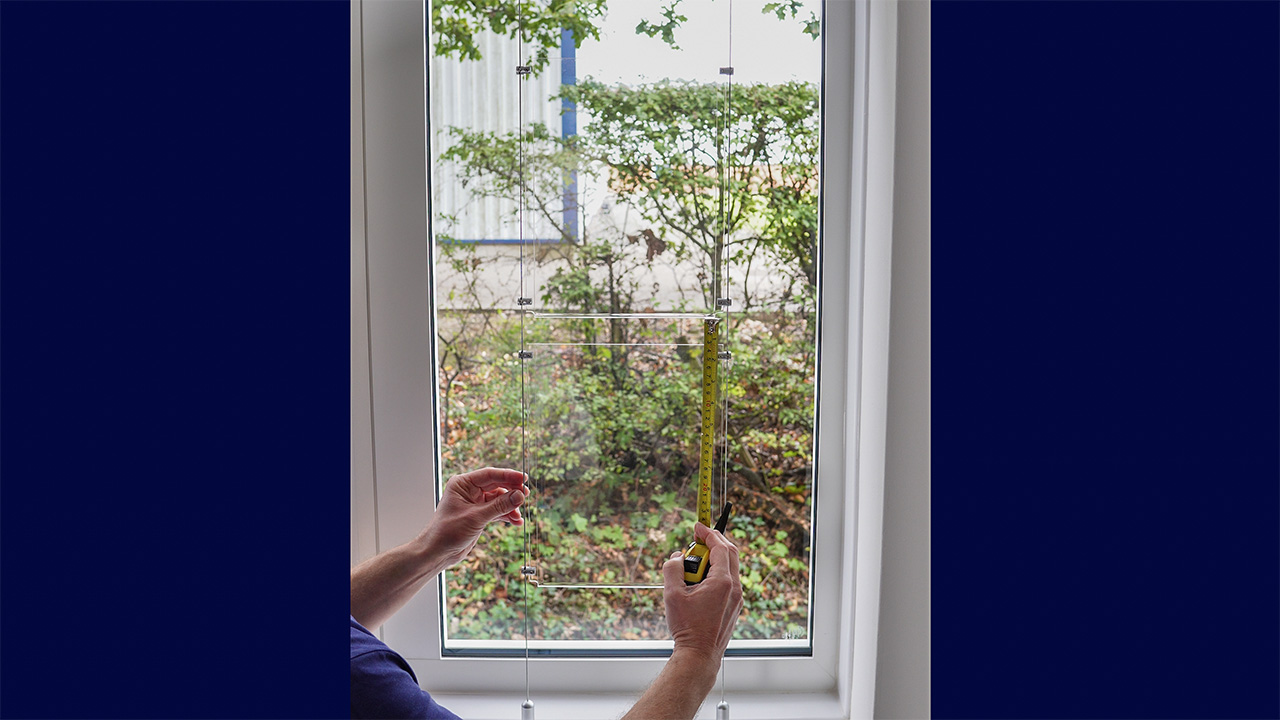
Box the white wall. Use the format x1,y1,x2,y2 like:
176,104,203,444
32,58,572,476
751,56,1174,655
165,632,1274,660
874,1,931,718
351,0,378,569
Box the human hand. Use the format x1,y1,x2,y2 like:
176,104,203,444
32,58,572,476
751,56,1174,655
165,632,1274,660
416,467,529,570
661,521,744,661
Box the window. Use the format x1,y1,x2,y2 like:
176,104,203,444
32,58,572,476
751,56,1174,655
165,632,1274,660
352,0,899,716
429,0,821,655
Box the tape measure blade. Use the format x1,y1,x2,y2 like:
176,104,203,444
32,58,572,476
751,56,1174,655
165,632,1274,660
696,318,719,528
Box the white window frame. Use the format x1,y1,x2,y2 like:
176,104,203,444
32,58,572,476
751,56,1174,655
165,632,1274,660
351,1,900,717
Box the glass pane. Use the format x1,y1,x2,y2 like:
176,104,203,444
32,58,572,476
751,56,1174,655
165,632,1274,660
431,0,823,650
720,310,816,642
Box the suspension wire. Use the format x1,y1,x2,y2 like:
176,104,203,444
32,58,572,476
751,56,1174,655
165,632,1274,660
718,0,735,550
517,6,532,709
719,0,734,707
512,1,745,710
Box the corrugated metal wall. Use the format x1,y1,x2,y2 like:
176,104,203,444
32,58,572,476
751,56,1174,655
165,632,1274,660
429,30,562,242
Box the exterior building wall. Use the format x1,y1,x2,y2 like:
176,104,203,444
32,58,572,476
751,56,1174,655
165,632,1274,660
429,30,562,243
428,31,798,313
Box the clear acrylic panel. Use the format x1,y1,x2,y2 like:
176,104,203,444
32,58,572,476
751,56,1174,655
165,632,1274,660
523,313,726,590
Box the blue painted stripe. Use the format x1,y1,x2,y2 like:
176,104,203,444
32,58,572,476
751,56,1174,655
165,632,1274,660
560,26,579,242
560,27,577,137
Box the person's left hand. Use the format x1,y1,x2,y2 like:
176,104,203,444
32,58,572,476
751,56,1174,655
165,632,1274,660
416,467,529,569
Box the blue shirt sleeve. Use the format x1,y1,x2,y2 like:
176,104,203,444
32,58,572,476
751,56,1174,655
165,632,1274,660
351,617,461,720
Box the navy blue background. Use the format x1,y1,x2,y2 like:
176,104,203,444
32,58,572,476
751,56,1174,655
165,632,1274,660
0,0,1275,718
1,1,349,717
934,2,1278,719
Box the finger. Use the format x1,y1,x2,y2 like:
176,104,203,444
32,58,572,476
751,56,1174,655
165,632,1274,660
700,526,740,582
451,467,527,492
490,485,531,504
486,486,528,525
661,553,686,593
693,522,733,579
452,467,526,491
476,488,525,524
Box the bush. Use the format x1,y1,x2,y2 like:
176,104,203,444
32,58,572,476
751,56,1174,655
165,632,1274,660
440,311,813,642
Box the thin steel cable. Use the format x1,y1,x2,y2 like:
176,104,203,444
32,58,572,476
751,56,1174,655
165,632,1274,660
720,0,733,707
718,0,734,538
517,8,531,708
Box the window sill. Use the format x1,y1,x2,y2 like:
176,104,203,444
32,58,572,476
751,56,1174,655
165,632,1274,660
405,653,839,696
431,689,846,720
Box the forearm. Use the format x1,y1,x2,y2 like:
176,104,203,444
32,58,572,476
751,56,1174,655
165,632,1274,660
621,649,721,720
350,537,449,631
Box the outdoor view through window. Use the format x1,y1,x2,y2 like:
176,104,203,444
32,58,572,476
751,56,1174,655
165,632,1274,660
428,0,822,651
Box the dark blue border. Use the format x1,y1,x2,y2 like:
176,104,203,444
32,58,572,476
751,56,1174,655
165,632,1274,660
3,0,1277,717
1,1,349,716
934,2,1279,718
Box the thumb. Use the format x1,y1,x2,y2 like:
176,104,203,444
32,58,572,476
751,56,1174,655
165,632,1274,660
662,551,686,592
487,488,524,515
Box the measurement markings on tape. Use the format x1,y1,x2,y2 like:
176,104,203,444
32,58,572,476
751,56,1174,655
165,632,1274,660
697,317,720,527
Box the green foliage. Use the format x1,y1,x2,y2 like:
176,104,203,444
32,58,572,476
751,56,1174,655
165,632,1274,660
431,0,819,73
635,0,688,49
762,1,821,39
431,0,608,75
444,80,820,310
440,124,595,243
442,311,814,641
564,79,819,306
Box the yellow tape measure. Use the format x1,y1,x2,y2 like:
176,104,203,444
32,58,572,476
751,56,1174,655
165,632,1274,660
697,317,719,526
683,317,720,584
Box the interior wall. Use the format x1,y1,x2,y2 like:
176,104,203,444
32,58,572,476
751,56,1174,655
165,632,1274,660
350,0,378,570
874,1,931,718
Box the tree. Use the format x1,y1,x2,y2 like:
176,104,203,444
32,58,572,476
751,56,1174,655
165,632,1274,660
431,0,818,75
439,122,652,344
431,0,608,75
565,79,818,311
637,0,819,48
442,80,819,312
440,78,822,564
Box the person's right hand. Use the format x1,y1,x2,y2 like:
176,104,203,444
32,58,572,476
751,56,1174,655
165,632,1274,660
661,521,744,661
617,524,744,720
